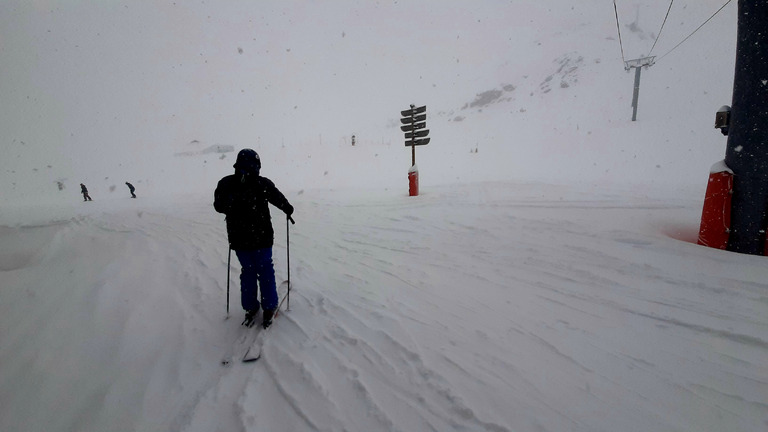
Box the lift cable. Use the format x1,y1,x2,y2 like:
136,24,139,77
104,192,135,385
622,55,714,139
613,0,626,63
658,0,733,61
648,0,674,56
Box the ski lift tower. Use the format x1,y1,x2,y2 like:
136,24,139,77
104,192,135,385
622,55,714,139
624,56,655,121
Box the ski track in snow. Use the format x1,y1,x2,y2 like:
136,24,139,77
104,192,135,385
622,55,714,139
1,183,767,432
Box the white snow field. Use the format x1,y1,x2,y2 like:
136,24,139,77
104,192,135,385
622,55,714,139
0,184,767,432
2,0,767,431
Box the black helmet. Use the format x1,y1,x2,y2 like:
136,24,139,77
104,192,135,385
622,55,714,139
233,148,261,174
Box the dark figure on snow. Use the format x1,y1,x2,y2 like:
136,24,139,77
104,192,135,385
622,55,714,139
126,182,136,198
214,149,294,328
80,183,92,201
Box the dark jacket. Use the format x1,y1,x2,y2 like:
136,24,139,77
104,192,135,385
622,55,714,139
214,174,293,250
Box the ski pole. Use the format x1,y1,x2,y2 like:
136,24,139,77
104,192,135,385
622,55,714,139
287,215,295,310
226,245,231,316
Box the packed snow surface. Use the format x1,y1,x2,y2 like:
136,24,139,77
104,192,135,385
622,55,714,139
1,184,767,432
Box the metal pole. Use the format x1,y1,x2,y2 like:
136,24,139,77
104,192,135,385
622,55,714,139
624,57,654,121
286,215,295,310
411,106,416,166
226,246,231,316
724,0,768,255
631,66,642,121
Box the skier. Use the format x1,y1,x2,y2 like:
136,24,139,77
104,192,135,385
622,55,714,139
125,182,136,198
80,183,92,201
214,149,294,328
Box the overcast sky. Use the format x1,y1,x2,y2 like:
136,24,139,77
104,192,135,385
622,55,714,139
0,0,737,204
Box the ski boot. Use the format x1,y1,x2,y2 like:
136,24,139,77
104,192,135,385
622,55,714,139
242,306,260,327
262,308,276,329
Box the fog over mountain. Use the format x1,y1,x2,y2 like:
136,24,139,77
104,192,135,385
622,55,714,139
1,0,736,205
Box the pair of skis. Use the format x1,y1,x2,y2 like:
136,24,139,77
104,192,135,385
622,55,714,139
222,280,290,365
223,215,295,365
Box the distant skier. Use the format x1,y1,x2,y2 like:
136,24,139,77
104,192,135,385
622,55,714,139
214,149,294,328
80,183,92,201
126,182,136,198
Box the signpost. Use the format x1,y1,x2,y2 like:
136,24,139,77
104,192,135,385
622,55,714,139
400,104,430,196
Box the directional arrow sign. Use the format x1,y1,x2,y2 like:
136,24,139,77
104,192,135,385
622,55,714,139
400,114,426,124
400,105,426,117
400,122,426,132
406,137,430,147
405,129,429,139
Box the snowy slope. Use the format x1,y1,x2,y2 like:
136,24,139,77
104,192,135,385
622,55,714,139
1,184,767,432
2,0,767,431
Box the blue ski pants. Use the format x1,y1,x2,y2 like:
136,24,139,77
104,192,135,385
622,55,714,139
235,248,278,312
